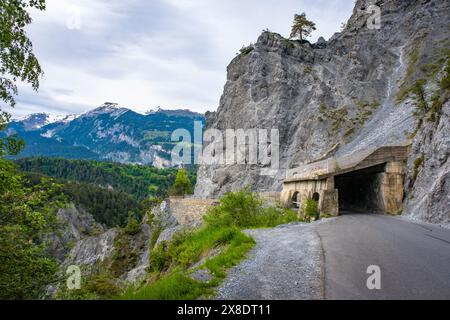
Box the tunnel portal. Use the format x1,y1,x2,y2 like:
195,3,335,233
281,146,409,217
335,164,386,213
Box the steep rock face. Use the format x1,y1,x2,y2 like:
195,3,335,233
46,206,105,262
63,229,118,268
195,0,450,225
404,99,450,228
59,200,186,285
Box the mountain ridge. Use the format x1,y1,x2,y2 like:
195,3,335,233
8,103,205,167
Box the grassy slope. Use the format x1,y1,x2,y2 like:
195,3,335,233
119,190,301,300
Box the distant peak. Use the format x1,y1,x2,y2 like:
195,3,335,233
81,103,129,118
145,106,163,115
11,112,76,130
101,102,120,109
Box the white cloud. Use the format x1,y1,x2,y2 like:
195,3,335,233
11,0,355,117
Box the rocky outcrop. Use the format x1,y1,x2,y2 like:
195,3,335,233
195,0,450,225
58,199,203,285
404,99,450,228
63,229,117,268
46,206,105,262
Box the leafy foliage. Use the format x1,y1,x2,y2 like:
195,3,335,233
304,198,320,221
204,189,299,228
123,212,142,236
0,0,45,107
0,158,65,299
239,44,254,56
0,111,24,156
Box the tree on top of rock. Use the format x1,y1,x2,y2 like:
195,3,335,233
290,13,316,41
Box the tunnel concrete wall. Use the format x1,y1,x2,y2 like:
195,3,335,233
281,177,339,217
281,161,406,216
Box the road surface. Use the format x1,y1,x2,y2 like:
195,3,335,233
316,213,450,300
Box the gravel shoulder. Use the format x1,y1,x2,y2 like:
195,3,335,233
216,221,329,300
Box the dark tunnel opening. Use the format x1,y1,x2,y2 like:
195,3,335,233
335,164,386,214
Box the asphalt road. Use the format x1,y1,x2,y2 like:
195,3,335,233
316,213,450,300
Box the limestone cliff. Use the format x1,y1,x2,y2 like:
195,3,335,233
195,0,450,225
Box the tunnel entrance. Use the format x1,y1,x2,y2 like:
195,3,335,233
335,164,386,214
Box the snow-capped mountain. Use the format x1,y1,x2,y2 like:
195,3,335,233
12,113,79,130
8,103,205,168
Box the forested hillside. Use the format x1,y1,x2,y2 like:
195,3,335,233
16,157,197,200
17,158,197,228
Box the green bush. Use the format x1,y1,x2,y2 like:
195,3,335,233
203,189,299,229
170,169,193,196
239,45,254,56
204,189,263,228
57,271,121,300
304,198,320,221
413,155,425,181
84,273,122,299
123,212,141,235
148,241,172,273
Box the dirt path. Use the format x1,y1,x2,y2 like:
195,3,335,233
216,222,325,300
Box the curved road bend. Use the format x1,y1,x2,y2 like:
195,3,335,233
316,213,450,300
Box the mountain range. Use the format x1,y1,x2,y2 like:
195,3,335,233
7,103,205,167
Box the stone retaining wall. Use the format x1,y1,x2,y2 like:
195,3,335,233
168,197,219,225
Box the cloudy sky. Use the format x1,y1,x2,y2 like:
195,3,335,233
10,0,355,117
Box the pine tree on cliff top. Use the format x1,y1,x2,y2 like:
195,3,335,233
290,12,317,41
